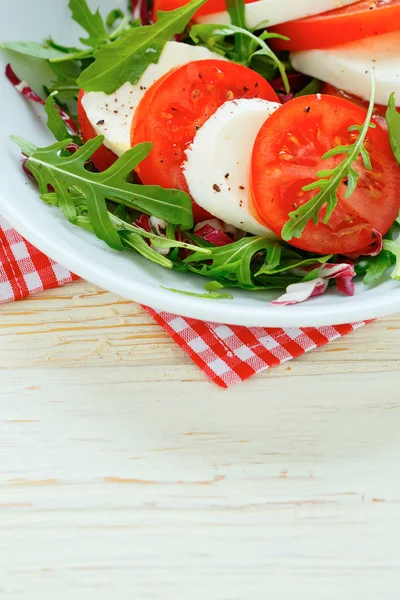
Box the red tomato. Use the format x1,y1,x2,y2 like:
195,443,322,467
251,94,400,255
152,0,257,21
131,60,279,222
270,0,400,51
321,83,400,127
77,90,118,172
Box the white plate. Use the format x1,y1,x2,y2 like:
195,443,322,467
0,0,399,327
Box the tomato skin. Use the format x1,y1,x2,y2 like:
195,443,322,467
270,0,400,51
77,90,118,172
131,60,279,197
152,0,257,21
251,94,400,255
321,83,400,127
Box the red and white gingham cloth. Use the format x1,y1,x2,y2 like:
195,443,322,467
0,216,366,387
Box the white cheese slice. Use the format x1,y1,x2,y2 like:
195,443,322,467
197,0,360,31
291,31,400,106
183,98,280,237
81,41,225,156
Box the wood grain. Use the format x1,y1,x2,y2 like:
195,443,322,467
1,282,400,598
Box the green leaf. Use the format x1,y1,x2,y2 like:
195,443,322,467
68,0,108,48
282,71,376,241
0,41,68,60
10,135,37,157
106,9,125,28
383,236,400,280
225,0,253,64
78,0,207,93
358,251,395,286
190,23,289,92
48,61,82,99
12,136,194,250
161,286,234,300
295,78,322,98
185,236,277,287
45,92,71,142
386,92,400,164
122,232,174,268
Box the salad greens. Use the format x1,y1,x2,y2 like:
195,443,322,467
386,93,400,164
78,0,207,93
2,0,400,301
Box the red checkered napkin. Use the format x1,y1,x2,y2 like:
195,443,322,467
0,216,366,387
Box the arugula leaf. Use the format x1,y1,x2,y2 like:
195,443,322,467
45,92,72,142
295,78,322,98
122,232,174,268
107,9,126,28
161,286,234,300
185,236,278,287
356,251,395,285
190,23,289,92
48,61,82,99
0,41,68,60
386,92,400,164
12,136,194,249
383,236,400,280
78,0,207,93
225,0,253,64
68,0,108,48
282,72,376,241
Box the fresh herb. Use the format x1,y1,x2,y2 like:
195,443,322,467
161,286,234,300
190,23,289,93
386,92,400,164
356,251,395,285
383,221,400,280
295,78,322,97
11,136,194,249
45,92,79,143
78,0,207,93
69,0,108,48
282,72,376,241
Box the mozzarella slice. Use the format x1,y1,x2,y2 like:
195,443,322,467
183,98,280,237
81,41,224,157
291,31,400,106
197,0,360,31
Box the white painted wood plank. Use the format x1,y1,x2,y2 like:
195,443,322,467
1,283,400,598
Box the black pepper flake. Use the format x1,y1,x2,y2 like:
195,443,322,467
171,107,178,111
139,85,147,90
224,173,229,179
96,119,105,125
239,185,245,190
255,82,259,88
160,160,164,163
199,73,203,79
114,110,118,114
213,184,221,192
243,86,249,92
195,125,199,130
114,98,118,103
305,106,311,113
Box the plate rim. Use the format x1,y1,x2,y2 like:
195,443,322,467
1,185,400,327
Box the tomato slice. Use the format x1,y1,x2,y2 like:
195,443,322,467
131,60,279,202
321,83,400,127
77,90,118,172
251,94,400,255
152,0,257,21
270,0,400,51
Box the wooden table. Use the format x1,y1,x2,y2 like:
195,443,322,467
1,280,400,598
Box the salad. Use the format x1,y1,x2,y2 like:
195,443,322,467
1,0,400,305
